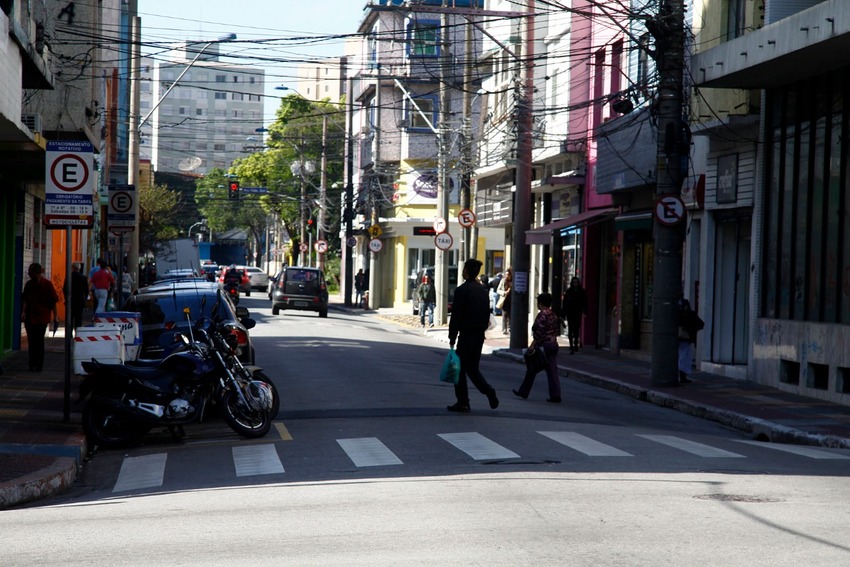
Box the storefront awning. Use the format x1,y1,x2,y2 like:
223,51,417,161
525,208,617,245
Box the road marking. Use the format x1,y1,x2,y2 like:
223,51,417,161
337,437,403,467
113,453,167,492
232,444,284,476
539,431,632,456
438,432,520,460
638,435,745,458
274,422,293,441
735,440,850,459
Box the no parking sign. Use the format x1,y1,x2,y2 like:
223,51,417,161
44,140,94,227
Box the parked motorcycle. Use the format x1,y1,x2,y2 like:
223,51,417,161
80,310,274,448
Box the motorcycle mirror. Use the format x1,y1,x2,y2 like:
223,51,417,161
235,306,249,319
242,318,256,330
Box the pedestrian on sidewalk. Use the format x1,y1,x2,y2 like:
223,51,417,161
355,269,365,306
513,292,562,403
561,276,587,354
447,258,499,413
90,259,115,315
21,263,59,372
121,266,134,309
63,262,88,331
677,297,704,383
497,268,512,334
416,275,436,329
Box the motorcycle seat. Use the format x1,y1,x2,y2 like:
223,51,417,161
86,358,175,391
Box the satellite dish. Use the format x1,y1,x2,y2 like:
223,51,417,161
177,156,203,172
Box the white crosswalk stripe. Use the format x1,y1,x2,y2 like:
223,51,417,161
438,432,520,460
638,434,746,458
735,440,850,459
337,437,403,467
539,431,633,456
110,429,850,492
113,453,168,493
232,444,285,476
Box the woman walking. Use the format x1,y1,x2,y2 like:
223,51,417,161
513,292,562,403
497,268,513,334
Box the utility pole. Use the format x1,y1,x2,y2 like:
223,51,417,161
509,0,535,350
127,2,141,289
318,114,328,272
649,0,687,386
460,17,474,265
368,63,381,309
344,74,355,307
435,8,452,326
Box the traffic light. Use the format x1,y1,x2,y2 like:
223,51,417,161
228,181,240,200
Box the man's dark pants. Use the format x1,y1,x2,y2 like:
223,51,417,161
453,331,494,405
24,322,48,371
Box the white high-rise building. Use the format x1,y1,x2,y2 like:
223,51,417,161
140,43,265,175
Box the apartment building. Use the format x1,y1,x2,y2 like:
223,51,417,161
140,44,265,175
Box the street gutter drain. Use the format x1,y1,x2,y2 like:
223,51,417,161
694,494,782,503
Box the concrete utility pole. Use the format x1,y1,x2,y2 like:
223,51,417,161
344,74,355,307
318,114,328,272
435,9,451,326
649,0,687,386
509,0,535,350
368,63,381,309
127,2,141,289
460,17,474,265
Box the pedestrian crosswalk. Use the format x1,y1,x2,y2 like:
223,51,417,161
109,430,850,493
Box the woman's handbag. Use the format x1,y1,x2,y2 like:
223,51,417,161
523,344,547,374
440,348,460,384
496,294,506,309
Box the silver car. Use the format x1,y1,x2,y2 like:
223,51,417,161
244,267,269,291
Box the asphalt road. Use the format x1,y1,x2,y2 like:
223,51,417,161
3,296,850,565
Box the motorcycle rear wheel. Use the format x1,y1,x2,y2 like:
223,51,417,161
83,401,150,449
221,388,273,438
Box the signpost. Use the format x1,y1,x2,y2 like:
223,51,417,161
45,140,95,421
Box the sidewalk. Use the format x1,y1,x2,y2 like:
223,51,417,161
3,302,850,510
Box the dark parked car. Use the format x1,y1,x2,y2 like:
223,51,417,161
271,266,329,317
412,265,457,315
125,280,256,364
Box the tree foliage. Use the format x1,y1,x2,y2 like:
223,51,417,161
139,184,182,253
192,94,346,265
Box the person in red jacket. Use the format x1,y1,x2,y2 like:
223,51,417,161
21,263,59,372
90,259,115,314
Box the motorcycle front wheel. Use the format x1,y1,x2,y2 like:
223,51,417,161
221,388,273,438
250,370,280,419
83,400,150,449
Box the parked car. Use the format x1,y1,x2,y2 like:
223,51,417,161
159,268,199,281
201,264,219,282
125,280,255,364
245,267,269,291
411,265,458,315
270,266,329,317
218,266,251,295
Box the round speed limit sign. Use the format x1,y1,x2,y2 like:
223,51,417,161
368,238,383,253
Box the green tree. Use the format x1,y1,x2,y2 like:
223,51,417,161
139,184,182,254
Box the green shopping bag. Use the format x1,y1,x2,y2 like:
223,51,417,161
440,348,460,384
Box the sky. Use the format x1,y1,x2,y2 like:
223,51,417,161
139,0,368,123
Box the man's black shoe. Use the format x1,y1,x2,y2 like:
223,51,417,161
487,389,499,409
447,403,471,413
512,388,527,400
546,397,562,403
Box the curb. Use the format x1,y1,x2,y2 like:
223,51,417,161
490,350,850,450
0,457,78,509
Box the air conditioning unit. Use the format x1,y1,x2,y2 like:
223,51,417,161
21,113,42,134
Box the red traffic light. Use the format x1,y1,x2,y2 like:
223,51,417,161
228,181,240,200
307,219,314,226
